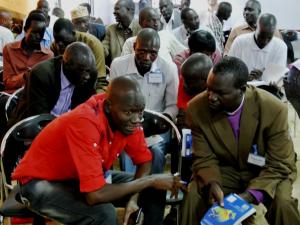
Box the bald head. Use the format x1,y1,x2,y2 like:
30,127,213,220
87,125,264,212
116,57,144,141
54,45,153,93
37,0,50,16
0,10,12,28
62,42,97,86
181,53,213,95
256,13,277,48
63,42,95,65
258,13,277,29
108,76,144,104
106,76,145,135
136,28,160,48
139,7,160,31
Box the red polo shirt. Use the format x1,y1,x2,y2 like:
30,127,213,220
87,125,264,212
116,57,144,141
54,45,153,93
3,40,53,93
177,76,194,110
12,94,152,192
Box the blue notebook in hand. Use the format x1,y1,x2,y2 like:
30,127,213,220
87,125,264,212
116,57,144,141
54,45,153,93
200,193,256,225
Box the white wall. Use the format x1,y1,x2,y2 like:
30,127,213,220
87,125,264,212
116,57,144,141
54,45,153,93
57,0,300,29
191,0,300,30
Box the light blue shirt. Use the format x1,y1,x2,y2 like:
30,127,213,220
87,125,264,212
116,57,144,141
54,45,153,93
15,27,54,49
50,67,75,116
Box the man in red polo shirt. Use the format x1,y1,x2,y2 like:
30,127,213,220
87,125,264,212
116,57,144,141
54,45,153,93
12,76,181,225
177,53,213,129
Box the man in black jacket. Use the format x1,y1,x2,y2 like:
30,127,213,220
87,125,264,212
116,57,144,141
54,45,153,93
9,42,97,126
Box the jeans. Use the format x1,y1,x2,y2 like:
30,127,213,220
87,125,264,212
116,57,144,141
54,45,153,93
284,67,300,117
19,171,166,225
119,131,171,174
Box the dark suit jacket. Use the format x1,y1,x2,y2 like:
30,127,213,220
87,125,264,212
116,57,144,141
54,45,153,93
88,23,106,41
10,56,96,125
186,86,297,199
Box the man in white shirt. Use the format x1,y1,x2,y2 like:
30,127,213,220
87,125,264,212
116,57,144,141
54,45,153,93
110,28,178,173
173,8,216,47
121,7,187,62
228,13,287,81
0,10,14,62
159,0,181,31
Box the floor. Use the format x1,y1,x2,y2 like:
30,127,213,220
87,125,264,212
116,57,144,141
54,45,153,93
2,104,300,225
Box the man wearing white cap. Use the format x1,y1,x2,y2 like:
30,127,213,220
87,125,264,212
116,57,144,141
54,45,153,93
71,6,106,41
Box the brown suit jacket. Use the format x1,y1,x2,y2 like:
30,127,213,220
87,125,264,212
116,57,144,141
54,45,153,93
186,86,297,199
102,19,141,65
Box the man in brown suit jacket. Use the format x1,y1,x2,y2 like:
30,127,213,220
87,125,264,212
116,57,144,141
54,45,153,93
103,0,141,65
181,56,300,225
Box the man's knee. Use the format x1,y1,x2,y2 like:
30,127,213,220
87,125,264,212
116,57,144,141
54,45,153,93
271,191,295,209
91,204,117,225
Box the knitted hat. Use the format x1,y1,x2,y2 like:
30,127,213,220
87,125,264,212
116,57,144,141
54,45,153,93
71,6,88,19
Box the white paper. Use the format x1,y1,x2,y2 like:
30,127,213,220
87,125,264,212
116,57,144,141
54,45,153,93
261,63,289,83
145,135,163,147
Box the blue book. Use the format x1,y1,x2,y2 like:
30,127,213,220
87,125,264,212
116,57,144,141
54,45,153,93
200,193,256,225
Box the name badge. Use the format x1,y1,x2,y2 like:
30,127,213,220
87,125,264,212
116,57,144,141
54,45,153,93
149,72,162,83
247,144,265,167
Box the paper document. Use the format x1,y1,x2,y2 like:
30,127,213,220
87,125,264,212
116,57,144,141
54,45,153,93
248,63,288,86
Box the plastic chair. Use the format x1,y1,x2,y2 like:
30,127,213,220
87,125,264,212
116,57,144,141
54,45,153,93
0,114,55,225
5,87,24,122
142,110,183,225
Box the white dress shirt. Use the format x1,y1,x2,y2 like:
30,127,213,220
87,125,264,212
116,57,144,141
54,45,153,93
228,33,287,75
172,25,216,47
110,54,179,118
0,26,14,61
121,30,187,62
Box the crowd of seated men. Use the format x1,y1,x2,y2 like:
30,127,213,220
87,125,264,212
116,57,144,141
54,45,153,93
0,0,300,225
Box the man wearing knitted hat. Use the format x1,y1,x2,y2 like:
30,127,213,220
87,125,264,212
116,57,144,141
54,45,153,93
71,5,106,41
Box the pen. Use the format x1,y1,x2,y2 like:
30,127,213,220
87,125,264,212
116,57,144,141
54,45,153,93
135,208,143,224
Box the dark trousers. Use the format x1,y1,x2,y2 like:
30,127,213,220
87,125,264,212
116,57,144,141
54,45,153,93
20,171,166,225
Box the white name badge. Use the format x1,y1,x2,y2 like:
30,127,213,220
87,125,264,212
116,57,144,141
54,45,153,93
247,153,266,167
149,72,162,83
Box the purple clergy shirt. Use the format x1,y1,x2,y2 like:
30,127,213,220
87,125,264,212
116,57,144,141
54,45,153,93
226,95,264,204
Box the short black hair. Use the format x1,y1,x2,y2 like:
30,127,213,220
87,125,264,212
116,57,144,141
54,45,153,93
181,7,195,20
53,18,74,34
24,10,47,32
213,56,249,89
188,30,216,53
246,0,261,13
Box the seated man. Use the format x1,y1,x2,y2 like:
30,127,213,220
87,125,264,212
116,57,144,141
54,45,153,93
15,0,55,49
9,42,97,126
3,10,53,93
71,6,106,41
176,53,213,130
173,30,221,74
228,13,287,81
110,28,178,174
121,7,187,62
176,53,213,183
205,2,232,53
181,56,299,225
224,0,282,55
103,0,141,65
172,8,216,48
51,18,106,91
12,76,183,225
0,10,14,62
159,0,181,31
